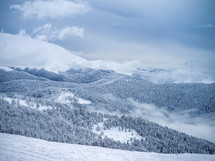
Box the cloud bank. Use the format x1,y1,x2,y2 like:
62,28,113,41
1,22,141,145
31,24,84,41
18,24,84,42
133,67,215,84
129,99,215,143
10,0,90,19
198,24,215,29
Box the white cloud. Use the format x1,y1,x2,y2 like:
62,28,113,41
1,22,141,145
198,24,215,29
129,99,215,143
134,67,215,84
82,33,215,81
10,0,90,19
32,23,52,41
17,29,30,37
30,23,84,41
33,23,52,35
58,26,84,40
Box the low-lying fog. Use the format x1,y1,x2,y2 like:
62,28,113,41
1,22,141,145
129,99,215,143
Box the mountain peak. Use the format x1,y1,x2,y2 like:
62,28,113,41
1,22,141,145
0,33,141,75
0,33,88,73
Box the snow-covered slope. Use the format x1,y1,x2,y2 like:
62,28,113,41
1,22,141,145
0,33,139,74
3,97,52,111
0,33,88,72
0,66,13,72
0,133,214,161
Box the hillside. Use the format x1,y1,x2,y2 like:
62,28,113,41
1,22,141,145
0,67,215,154
1,67,215,114
1,1,215,160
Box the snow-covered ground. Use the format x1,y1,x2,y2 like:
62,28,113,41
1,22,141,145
77,97,91,104
56,92,74,104
0,133,214,161
3,97,52,111
92,122,143,143
56,92,91,105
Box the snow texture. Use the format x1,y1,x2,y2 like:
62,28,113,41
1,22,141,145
56,92,91,105
77,97,91,104
3,97,52,111
93,122,143,143
56,92,74,104
0,133,214,161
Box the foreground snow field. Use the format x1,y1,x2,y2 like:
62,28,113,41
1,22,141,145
0,133,214,161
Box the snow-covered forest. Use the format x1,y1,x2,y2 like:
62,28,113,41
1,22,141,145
0,67,215,155
1,0,215,160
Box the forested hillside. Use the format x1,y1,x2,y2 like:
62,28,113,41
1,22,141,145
0,67,215,154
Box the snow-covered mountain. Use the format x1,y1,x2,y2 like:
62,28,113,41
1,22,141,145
1,33,214,83
1,33,215,159
0,33,139,74
0,33,87,72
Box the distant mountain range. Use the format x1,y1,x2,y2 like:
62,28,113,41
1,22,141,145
1,67,214,114
1,33,214,83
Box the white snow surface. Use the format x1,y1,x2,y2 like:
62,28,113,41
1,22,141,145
56,92,74,104
0,33,87,73
3,97,52,111
77,97,91,104
0,66,13,71
56,92,91,105
0,133,214,161
93,122,143,143
4,97,29,107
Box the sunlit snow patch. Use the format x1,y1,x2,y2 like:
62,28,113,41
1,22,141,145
92,122,143,143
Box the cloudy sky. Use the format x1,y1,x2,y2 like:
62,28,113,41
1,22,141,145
0,0,215,77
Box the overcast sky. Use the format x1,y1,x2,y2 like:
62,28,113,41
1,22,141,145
0,0,215,72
